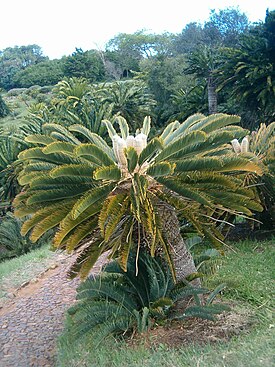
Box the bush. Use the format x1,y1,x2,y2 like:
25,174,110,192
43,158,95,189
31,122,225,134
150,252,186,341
61,251,228,347
0,212,53,261
0,95,10,117
6,88,28,97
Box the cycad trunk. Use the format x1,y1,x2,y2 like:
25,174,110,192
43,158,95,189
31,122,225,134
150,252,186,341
159,202,199,286
207,76,217,115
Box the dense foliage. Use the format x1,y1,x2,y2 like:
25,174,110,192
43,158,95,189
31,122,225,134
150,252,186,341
1,7,274,129
62,251,228,346
13,114,263,280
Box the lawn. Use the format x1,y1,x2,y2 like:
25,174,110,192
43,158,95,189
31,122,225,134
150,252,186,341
0,245,56,304
57,238,275,367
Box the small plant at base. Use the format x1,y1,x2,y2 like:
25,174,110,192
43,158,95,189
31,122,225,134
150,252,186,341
61,251,229,346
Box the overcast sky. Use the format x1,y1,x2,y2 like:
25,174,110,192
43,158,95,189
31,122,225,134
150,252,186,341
1,0,274,59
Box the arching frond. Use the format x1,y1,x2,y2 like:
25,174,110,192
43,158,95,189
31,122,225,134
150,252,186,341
93,165,121,181
74,144,115,166
155,131,207,162
138,138,163,165
71,183,115,220
42,142,75,155
147,162,175,177
25,134,57,146
50,164,95,178
42,123,81,144
69,124,115,159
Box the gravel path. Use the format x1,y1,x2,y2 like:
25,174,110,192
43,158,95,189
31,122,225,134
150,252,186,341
0,254,106,367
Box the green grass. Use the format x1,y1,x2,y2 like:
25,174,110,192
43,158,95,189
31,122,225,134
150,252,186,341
57,238,275,367
206,239,275,310
0,244,56,301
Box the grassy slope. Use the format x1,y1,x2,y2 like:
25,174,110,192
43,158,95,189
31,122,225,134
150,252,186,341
0,245,56,301
57,239,275,367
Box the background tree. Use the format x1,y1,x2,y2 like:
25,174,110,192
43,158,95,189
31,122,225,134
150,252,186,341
13,59,65,88
63,48,105,83
140,55,194,124
106,31,173,78
203,7,250,47
216,10,275,128
185,46,222,114
0,45,47,90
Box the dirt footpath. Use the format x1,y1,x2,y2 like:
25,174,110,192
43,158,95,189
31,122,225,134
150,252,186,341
0,254,106,367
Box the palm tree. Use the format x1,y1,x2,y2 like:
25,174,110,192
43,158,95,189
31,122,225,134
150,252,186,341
96,80,156,130
14,113,262,283
216,12,275,126
185,46,222,114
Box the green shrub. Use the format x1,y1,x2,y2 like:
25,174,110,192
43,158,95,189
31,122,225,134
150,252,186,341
61,251,228,347
0,212,53,261
0,94,10,117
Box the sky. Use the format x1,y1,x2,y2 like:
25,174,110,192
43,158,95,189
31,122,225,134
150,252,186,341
1,0,274,59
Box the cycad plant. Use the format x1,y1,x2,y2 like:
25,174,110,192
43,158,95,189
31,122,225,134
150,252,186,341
231,122,275,230
0,212,52,261
14,113,263,282
61,251,228,346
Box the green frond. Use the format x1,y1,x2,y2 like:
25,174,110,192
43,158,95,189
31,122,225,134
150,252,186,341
74,144,115,166
170,286,209,302
50,164,95,178
99,193,129,238
21,200,74,236
117,221,134,272
102,119,117,140
165,113,205,144
178,172,241,190
18,147,82,165
141,116,151,136
155,130,207,162
138,137,163,165
125,147,138,173
147,161,175,177
14,203,44,218
42,123,81,144
208,191,263,213
23,162,57,172
93,165,121,181
160,120,180,143
71,183,115,220
29,175,93,189
216,125,249,139
25,134,57,146
18,172,41,186
69,124,115,159
30,205,72,242
68,240,105,279
54,203,102,247
158,232,176,282
179,304,230,321
115,116,129,140
102,196,132,243
65,217,99,251
189,113,240,134
174,155,263,175
26,186,88,205
76,273,137,311
157,177,213,206
42,142,75,155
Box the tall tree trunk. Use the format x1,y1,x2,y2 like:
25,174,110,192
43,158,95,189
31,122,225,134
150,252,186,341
159,202,200,286
207,76,218,114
